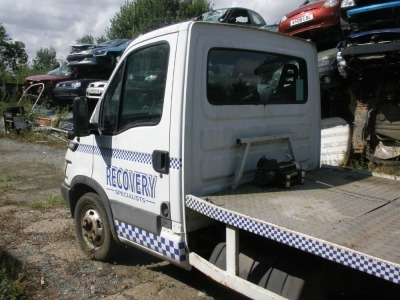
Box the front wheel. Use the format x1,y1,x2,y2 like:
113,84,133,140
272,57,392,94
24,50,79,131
74,192,119,261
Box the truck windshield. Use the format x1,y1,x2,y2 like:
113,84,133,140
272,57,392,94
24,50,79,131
207,48,308,105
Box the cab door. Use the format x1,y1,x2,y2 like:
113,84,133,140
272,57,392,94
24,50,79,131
91,34,176,236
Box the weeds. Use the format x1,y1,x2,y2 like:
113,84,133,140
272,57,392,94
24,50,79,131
0,175,12,182
1,96,71,147
0,251,26,300
30,194,66,211
343,155,400,176
0,175,15,194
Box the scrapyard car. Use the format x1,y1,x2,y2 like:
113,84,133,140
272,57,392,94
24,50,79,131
341,0,400,35
337,0,400,77
52,63,113,108
53,79,104,108
196,7,266,27
69,43,96,53
279,0,343,50
86,80,107,102
338,0,400,76
67,39,131,67
57,80,108,133
24,63,74,99
336,29,400,163
317,47,347,118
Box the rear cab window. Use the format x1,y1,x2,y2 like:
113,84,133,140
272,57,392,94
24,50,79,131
207,48,308,105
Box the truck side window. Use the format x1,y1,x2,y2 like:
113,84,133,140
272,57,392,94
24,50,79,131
101,66,123,133
207,48,308,105
100,43,169,134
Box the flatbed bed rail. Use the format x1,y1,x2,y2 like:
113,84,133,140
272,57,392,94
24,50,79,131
186,167,400,284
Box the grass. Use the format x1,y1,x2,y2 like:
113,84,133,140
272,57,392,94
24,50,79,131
0,175,15,194
30,194,66,211
343,155,400,177
0,251,26,300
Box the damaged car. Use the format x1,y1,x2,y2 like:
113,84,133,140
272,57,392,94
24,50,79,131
279,0,343,50
86,80,107,102
317,47,348,119
52,65,112,108
196,7,266,27
24,62,74,100
67,39,131,67
341,0,400,35
336,1,400,164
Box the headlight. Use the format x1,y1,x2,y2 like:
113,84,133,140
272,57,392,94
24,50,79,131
336,51,347,75
318,54,335,68
336,51,345,67
55,83,60,87
94,50,107,56
323,0,339,8
71,82,82,88
280,15,287,22
341,0,356,8
145,74,158,81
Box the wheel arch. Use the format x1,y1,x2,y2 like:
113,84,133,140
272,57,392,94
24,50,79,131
69,175,121,245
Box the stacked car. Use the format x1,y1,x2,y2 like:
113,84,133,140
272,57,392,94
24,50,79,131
24,62,74,101
279,0,343,51
51,39,131,108
279,0,400,164
279,1,346,119
337,0,400,163
67,39,131,67
24,39,130,110
197,7,267,27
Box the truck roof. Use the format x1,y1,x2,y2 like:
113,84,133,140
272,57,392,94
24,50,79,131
125,20,315,54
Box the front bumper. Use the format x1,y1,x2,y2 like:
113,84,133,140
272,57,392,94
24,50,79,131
53,88,85,105
60,182,73,216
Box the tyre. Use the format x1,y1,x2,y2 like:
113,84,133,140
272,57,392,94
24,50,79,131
209,242,326,299
74,192,120,261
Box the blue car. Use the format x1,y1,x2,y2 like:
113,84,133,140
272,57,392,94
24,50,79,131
67,39,131,67
341,0,400,34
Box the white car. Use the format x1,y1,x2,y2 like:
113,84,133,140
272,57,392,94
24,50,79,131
86,80,108,102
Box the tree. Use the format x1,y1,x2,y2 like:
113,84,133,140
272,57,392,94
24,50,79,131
32,47,58,72
96,36,108,44
76,34,95,44
76,34,107,45
106,0,212,39
0,23,28,75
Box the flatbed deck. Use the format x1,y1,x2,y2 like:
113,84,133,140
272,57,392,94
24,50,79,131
186,167,400,284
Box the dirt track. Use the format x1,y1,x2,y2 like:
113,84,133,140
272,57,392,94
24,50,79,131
0,138,246,299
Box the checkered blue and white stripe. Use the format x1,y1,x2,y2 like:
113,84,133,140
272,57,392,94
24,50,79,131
186,196,400,284
115,220,187,262
77,144,182,170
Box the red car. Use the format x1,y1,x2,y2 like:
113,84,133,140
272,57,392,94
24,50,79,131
24,63,75,99
279,0,342,50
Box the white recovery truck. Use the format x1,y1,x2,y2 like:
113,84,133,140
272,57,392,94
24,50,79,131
61,21,400,299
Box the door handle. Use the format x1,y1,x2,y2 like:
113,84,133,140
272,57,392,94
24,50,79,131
152,150,170,174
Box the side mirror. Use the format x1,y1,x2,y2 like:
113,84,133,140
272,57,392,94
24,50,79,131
72,96,90,137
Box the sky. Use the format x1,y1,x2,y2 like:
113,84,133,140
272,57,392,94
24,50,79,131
0,0,304,63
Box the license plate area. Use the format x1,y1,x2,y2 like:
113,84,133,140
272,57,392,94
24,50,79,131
88,89,101,95
290,13,314,26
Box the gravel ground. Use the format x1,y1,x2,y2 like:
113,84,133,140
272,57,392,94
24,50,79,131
0,137,247,300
